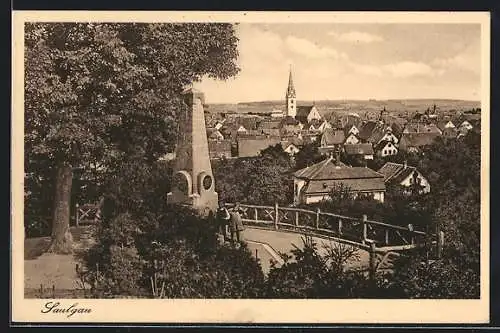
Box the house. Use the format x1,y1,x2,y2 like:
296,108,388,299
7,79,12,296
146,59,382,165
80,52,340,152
237,136,282,158
316,119,332,133
459,120,473,131
399,132,441,153
281,142,301,155
376,126,399,145
436,120,456,132
344,132,360,145
442,127,458,139
378,162,431,194
301,132,320,145
208,140,232,159
271,109,284,118
293,155,386,204
236,125,248,134
376,140,398,157
257,120,282,136
358,121,378,143
403,122,442,135
206,128,224,141
214,119,226,130
344,143,374,160
280,116,302,134
345,123,360,136
319,128,345,155
296,105,322,124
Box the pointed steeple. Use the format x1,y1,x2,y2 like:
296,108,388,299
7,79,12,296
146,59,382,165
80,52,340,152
286,66,296,98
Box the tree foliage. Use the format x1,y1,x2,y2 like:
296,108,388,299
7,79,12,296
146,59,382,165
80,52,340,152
213,144,293,205
24,23,240,250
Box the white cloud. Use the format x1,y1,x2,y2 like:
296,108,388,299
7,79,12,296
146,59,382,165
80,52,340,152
237,25,286,66
432,52,480,74
285,36,348,60
350,61,441,78
329,31,384,43
382,61,435,78
351,63,384,77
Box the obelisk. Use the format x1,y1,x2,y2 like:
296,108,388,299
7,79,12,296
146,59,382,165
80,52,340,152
167,88,218,216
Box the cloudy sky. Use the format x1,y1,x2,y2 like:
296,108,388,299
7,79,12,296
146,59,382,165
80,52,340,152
194,23,481,103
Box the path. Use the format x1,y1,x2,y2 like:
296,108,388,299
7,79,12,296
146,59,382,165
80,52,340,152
24,226,96,298
242,227,371,273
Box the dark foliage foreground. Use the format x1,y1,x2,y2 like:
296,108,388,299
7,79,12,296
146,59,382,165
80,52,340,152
77,153,479,299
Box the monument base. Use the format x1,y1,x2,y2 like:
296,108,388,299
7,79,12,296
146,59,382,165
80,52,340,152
167,191,218,217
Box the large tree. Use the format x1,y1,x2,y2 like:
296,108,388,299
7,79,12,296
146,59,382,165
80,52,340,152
25,23,239,253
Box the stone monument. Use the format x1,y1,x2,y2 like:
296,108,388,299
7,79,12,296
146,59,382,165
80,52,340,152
166,88,218,216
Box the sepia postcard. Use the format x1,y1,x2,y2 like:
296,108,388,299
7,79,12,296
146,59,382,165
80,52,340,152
12,11,490,324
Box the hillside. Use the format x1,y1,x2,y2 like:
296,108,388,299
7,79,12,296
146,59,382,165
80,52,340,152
205,99,481,117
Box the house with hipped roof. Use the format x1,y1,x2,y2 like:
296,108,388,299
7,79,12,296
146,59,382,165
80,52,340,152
378,162,430,194
344,143,374,160
399,132,441,153
293,155,386,204
318,128,345,155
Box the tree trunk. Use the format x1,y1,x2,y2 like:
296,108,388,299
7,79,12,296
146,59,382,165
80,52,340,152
47,163,73,254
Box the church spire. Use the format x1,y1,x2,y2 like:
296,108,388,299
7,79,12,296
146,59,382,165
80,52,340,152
286,66,296,98
285,66,297,118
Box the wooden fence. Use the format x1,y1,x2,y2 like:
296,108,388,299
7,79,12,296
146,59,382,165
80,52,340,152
75,203,102,227
226,203,440,254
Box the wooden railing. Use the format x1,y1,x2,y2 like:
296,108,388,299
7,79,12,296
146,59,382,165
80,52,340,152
226,203,436,253
75,203,102,227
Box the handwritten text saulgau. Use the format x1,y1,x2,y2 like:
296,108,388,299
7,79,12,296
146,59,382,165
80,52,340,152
41,302,92,318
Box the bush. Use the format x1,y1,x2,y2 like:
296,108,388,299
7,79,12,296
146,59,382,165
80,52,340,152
83,159,265,298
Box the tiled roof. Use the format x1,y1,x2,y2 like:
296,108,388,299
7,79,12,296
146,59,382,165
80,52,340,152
378,162,425,185
296,106,314,118
399,132,440,150
303,178,385,194
208,139,231,152
294,156,383,181
368,124,386,143
258,120,282,130
321,128,345,146
344,143,374,155
281,116,300,126
237,136,281,157
403,122,442,134
358,121,378,140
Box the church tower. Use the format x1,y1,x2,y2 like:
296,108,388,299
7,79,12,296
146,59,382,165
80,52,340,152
285,67,297,118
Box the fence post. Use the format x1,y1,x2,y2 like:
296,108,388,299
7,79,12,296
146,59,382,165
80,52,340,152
338,218,342,235
295,211,299,227
385,229,389,245
362,214,368,244
369,242,377,283
437,230,445,259
75,203,79,227
254,208,258,222
315,208,320,229
274,202,279,230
